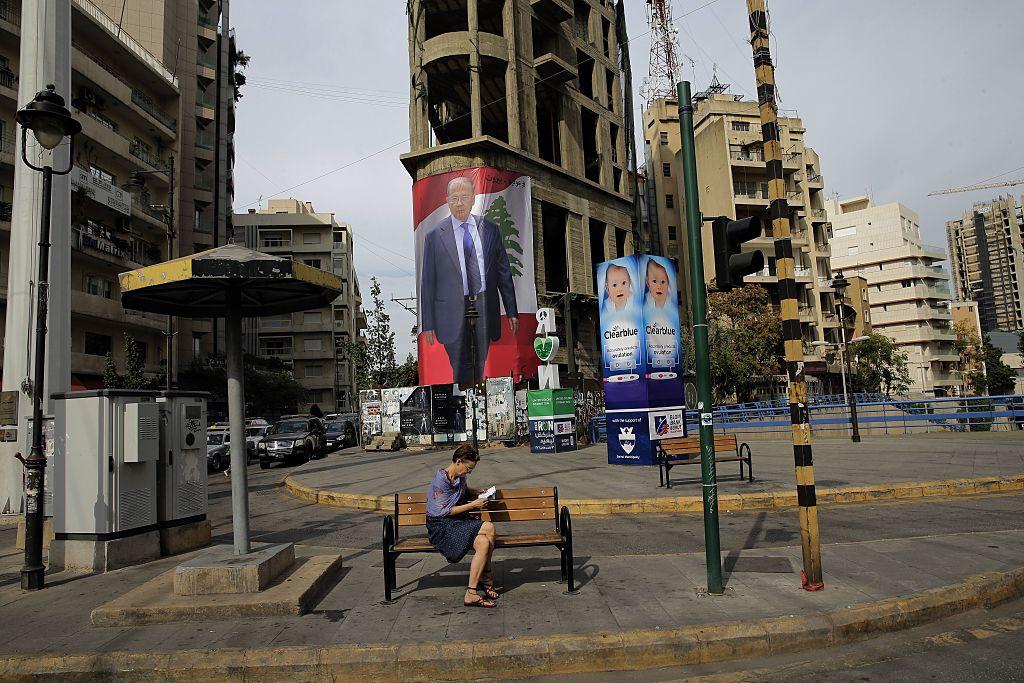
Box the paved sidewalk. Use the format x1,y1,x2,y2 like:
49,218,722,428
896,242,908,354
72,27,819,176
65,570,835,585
0,499,1022,657
288,432,1024,503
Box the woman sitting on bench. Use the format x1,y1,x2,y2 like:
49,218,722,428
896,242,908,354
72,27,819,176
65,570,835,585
426,445,499,608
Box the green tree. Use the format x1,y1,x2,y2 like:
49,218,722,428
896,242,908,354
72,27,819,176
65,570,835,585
953,320,984,395
484,196,524,278
122,334,153,390
706,284,782,403
102,352,122,389
849,333,911,396
976,332,1015,396
230,45,250,102
177,353,309,417
338,277,400,389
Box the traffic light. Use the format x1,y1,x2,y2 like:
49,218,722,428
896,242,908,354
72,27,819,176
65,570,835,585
711,215,765,291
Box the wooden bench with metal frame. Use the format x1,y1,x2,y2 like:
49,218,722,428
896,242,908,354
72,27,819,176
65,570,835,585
381,486,576,602
656,435,753,488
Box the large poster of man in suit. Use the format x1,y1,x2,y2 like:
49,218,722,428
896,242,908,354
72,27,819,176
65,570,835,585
414,167,538,387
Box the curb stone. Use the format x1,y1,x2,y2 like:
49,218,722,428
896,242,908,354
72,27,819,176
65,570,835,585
283,472,1024,517
1,566,1021,681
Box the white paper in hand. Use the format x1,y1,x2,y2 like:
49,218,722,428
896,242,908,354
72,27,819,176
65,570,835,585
478,486,497,500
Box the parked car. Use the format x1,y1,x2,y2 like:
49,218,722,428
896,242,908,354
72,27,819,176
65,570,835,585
207,426,257,472
245,425,270,454
324,418,358,451
257,417,327,469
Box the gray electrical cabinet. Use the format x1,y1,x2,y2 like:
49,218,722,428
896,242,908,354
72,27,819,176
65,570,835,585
156,392,209,526
50,390,163,571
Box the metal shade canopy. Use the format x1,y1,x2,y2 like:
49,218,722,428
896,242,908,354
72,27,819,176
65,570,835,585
118,243,341,557
118,244,342,317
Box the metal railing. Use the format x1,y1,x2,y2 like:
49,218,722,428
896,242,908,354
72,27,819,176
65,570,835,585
0,129,14,155
194,171,214,191
730,149,764,162
131,89,177,131
807,173,822,184
0,200,11,222
196,128,214,149
128,141,165,168
810,208,827,219
72,0,176,86
198,11,218,30
688,394,1024,437
0,69,15,90
0,1,19,25
197,50,217,70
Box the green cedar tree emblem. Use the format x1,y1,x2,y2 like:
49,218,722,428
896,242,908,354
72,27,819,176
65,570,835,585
485,196,524,278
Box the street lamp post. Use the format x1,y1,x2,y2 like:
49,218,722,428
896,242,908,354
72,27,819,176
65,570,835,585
126,157,175,390
15,85,81,591
813,272,869,444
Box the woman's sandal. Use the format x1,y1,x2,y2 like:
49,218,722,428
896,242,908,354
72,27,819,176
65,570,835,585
464,587,497,608
480,576,500,599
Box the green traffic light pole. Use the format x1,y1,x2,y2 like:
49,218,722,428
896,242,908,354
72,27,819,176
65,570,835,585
677,81,723,595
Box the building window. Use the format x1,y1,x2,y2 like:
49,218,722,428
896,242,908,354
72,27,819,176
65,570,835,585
659,131,668,145
260,338,292,356
85,275,113,299
302,258,322,269
84,332,112,356
303,338,323,352
662,163,671,177
192,333,203,359
332,258,344,274
731,121,750,132
302,232,321,244
667,225,677,241
304,364,323,378
303,311,322,325
665,194,674,208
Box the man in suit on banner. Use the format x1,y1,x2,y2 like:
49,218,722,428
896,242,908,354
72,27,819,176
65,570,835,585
422,177,519,388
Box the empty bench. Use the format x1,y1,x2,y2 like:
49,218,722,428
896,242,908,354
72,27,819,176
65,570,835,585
656,435,753,488
381,487,575,602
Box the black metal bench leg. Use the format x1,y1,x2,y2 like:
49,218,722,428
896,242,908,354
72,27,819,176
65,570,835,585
559,544,567,583
383,551,394,603
665,463,672,489
659,460,664,487
565,536,578,595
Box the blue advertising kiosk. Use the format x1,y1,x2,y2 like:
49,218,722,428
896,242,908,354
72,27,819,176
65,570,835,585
597,255,687,465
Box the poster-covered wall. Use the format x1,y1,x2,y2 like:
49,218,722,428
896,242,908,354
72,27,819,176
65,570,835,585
414,167,540,386
486,377,516,441
597,255,686,465
358,389,382,444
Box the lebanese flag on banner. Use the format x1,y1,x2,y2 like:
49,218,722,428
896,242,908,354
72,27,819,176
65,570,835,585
413,167,539,385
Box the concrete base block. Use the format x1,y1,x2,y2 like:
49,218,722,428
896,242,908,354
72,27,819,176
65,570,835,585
159,519,211,557
173,542,294,596
16,517,54,551
49,531,161,572
91,553,344,625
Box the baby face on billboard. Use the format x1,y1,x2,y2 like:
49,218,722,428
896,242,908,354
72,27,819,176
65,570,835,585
645,260,670,308
605,265,633,311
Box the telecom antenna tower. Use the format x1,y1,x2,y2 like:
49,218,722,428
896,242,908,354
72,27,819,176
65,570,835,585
641,0,682,108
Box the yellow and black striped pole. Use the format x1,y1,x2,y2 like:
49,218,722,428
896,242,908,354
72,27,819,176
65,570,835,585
746,0,823,590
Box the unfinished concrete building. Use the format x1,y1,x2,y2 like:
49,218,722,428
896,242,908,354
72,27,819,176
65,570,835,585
404,0,635,380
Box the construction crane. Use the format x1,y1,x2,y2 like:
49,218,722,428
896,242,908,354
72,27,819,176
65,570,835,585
640,0,682,109
928,178,1024,196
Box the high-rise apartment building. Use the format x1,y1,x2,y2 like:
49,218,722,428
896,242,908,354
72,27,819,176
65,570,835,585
91,0,238,358
643,91,839,385
234,200,365,413
827,196,958,396
404,0,635,379
0,0,236,388
945,195,1024,333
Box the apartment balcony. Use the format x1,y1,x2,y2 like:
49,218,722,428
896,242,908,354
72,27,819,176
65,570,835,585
807,173,823,188
872,284,953,306
534,51,577,84
0,127,13,166
798,306,815,323
531,0,573,24
871,264,949,284
729,149,765,167
0,1,19,30
888,326,956,344
734,191,770,208
0,68,17,99
870,306,952,326
259,348,294,361
194,170,214,192
787,190,804,207
129,140,166,169
298,377,335,391
809,208,828,222
783,152,801,170
293,349,334,361
817,276,835,292
130,89,177,132
71,289,166,331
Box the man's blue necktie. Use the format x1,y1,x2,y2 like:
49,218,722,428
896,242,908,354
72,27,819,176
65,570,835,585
462,222,482,295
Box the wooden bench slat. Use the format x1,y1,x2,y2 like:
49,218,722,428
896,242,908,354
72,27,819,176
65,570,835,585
396,493,427,504
396,488,555,505
397,508,556,526
395,497,555,515
393,532,563,553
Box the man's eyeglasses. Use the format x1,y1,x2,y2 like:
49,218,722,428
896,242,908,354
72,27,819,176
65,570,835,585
448,195,474,203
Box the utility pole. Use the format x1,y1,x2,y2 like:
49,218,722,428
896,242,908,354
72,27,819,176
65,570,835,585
746,0,823,590
0,0,73,517
677,81,723,595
